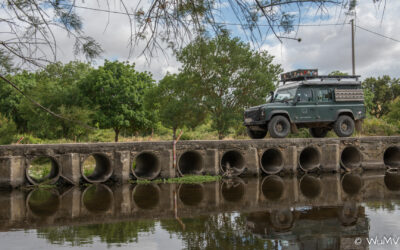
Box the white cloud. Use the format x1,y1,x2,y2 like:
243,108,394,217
260,1,400,79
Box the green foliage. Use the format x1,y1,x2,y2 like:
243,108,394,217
387,97,400,127
362,117,398,136
0,114,17,144
0,49,14,74
328,70,349,76
80,60,155,142
362,76,400,118
17,61,93,140
145,73,206,139
177,31,282,139
132,175,221,184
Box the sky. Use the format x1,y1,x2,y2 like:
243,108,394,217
7,0,399,81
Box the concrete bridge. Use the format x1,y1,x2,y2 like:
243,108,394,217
0,171,398,233
0,136,400,188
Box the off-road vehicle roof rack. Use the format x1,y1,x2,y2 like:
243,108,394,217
280,69,360,83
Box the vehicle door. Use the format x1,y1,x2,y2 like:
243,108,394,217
315,87,335,122
293,87,316,122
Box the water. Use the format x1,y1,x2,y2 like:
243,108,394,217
1,171,400,249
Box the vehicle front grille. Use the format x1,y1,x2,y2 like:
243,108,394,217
245,109,260,121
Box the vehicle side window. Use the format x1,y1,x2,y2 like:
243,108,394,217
317,89,333,102
297,88,313,102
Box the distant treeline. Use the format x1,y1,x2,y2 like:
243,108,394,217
0,33,399,144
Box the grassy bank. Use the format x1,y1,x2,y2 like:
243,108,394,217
131,175,222,184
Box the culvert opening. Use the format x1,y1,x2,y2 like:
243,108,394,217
178,184,204,206
82,185,113,214
384,171,400,191
27,156,60,185
221,178,245,202
27,189,60,217
341,147,362,171
132,152,160,180
384,147,400,168
132,184,160,210
269,209,294,232
299,147,320,172
341,173,363,195
261,175,284,201
338,203,358,226
260,148,284,174
221,150,245,176
82,154,113,183
178,151,204,176
300,175,322,199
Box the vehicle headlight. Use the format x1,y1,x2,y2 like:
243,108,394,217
260,109,266,118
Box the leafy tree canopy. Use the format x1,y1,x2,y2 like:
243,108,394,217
177,31,282,139
145,73,207,140
80,60,155,142
362,76,400,118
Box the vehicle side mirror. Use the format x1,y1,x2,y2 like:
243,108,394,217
270,91,274,101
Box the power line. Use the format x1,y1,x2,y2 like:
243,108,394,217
356,25,400,43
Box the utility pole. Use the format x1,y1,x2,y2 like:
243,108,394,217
350,19,355,75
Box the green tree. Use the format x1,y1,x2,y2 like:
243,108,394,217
17,61,94,140
328,71,349,76
0,71,37,131
0,114,17,144
177,32,282,139
80,60,155,142
362,76,400,118
145,73,206,140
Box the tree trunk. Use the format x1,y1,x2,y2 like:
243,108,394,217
173,127,177,141
218,131,224,140
114,128,119,142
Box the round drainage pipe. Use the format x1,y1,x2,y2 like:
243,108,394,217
178,183,204,206
269,209,294,232
27,189,60,217
261,175,285,201
220,150,245,176
81,154,113,183
221,178,246,202
82,184,114,214
299,175,322,199
26,156,61,185
299,147,321,172
178,151,204,176
132,152,161,180
384,146,400,168
132,184,160,210
384,170,400,191
340,146,362,171
260,148,284,175
341,173,363,195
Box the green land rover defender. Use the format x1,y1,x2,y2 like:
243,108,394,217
243,69,366,139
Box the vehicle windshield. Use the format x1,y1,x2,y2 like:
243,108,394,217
273,88,297,102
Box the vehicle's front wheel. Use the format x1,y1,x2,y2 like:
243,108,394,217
333,115,355,137
268,115,291,138
309,128,329,138
247,127,267,139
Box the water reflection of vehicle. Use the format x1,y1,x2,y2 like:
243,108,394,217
246,204,368,249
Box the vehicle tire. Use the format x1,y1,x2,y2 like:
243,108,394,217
309,128,329,138
268,115,291,138
334,115,355,137
247,127,267,139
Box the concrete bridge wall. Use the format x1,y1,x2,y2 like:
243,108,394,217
0,136,399,187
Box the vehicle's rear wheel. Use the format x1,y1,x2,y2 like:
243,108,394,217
246,127,267,139
334,115,355,137
268,115,290,138
309,128,329,138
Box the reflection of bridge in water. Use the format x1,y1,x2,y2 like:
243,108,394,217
1,136,400,187
1,171,400,249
